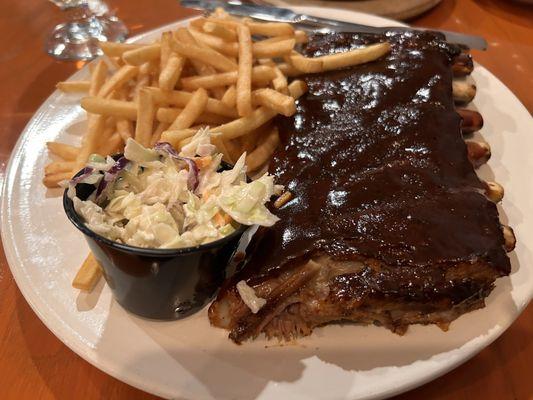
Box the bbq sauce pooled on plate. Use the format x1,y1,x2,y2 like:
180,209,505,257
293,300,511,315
234,31,510,297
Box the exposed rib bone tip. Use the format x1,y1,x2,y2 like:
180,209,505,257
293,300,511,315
453,79,476,104
452,53,474,77
457,108,483,133
466,140,491,167
502,225,516,252
486,181,504,202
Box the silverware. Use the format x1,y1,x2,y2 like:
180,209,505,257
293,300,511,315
179,0,487,50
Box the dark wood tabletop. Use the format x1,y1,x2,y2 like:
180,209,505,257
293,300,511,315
0,0,531,399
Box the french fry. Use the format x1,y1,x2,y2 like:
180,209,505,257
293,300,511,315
45,161,75,175
150,121,170,146
289,53,323,74
171,38,237,72
99,41,142,57
320,42,390,71
56,81,91,93
84,86,304,135
277,62,303,77
134,88,156,147
132,62,151,102
257,32,307,44
252,88,296,117
239,124,265,153
97,65,138,98
133,74,150,101
75,114,106,170
288,80,308,99
158,53,185,91
203,21,237,41
169,88,209,130
116,118,133,142
184,31,295,59
236,24,253,117
244,21,294,37
237,136,254,155
43,171,73,188
146,87,238,118
211,134,232,162
81,97,137,119
213,107,277,140
161,129,196,148
180,65,275,90
221,85,236,108
161,108,223,124
212,80,307,141
105,56,122,71
253,38,295,58
173,28,209,71
46,142,80,161
89,60,108,96
97,132,123,156
290,42,391,73
81,96,227,125
206,16,239,28
274,191,293,208
122,44,161,66
91,117,116,156
189,17,208,30
160,31,173,70
246,126,280,171
72,253,103,292
224,138,244,164
174,28,226,99
259,59,289,94
188,27,239,56
295,30,308,44
272,68,289,94
256,36,290,45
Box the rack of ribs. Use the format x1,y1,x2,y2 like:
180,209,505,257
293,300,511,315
209,30,515,344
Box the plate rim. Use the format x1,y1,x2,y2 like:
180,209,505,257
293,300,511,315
2,7,532,400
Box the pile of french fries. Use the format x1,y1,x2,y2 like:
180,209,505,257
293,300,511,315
44,8,391,190
46,9,390,291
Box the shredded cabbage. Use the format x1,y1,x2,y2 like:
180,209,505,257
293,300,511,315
236,280,266,314
69,128,281,249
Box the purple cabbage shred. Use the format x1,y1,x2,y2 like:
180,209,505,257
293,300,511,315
69,166,94,185
154,142,199,191
95,156,130,202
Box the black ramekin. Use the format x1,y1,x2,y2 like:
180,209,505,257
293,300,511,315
63,160,247,320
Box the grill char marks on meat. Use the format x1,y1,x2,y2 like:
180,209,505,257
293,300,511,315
208,31,511,344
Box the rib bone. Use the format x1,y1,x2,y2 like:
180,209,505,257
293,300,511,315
453,79,476,104
466,140,491,167
485,181,504,202
502,226,516,252
452,53,474,77
458,108,483,134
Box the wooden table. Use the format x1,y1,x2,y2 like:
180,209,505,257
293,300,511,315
0,0,531,398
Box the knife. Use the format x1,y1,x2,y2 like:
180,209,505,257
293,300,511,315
179,0,487,50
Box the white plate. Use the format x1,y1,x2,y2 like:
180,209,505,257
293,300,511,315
2,7,533,400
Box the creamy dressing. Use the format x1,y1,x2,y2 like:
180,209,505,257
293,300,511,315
69,129,281,249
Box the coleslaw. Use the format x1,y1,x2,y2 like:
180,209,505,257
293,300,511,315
66,128,282,249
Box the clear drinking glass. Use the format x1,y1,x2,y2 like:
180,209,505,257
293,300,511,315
45,0,128,61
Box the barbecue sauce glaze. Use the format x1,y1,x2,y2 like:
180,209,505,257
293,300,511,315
232,32,510,296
